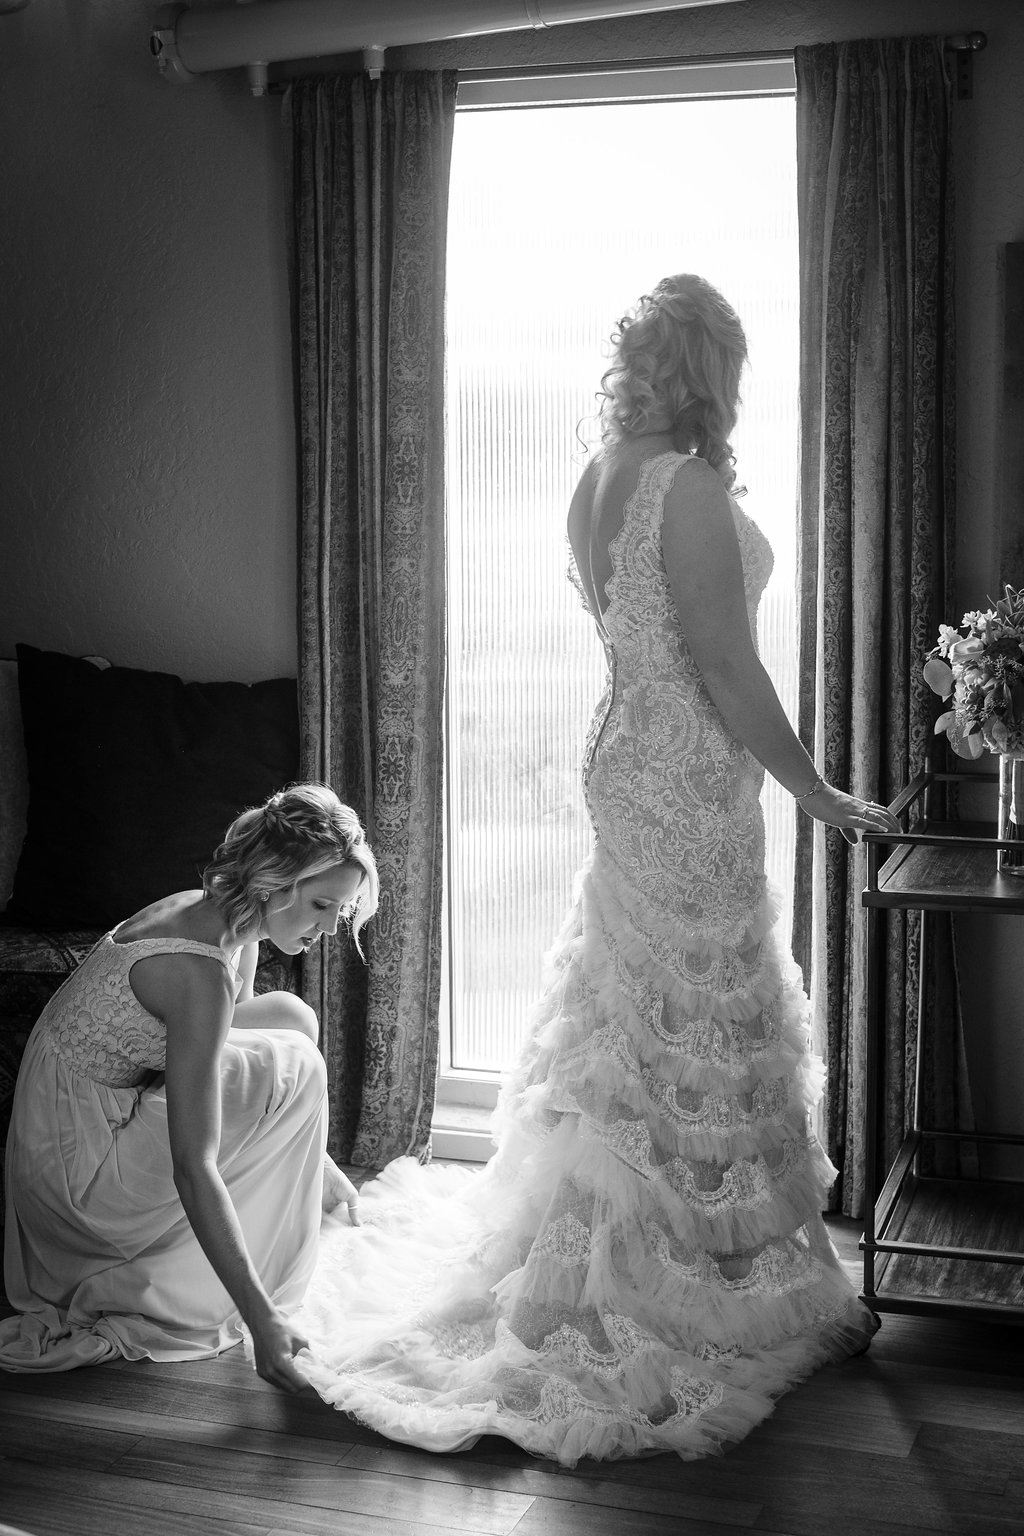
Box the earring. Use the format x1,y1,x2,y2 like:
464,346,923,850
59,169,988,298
255,889,270,903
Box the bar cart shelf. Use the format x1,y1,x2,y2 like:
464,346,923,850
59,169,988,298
861,763,1024,1325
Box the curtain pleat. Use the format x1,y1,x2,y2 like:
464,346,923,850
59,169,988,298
288,70,457,1168
793,37,962,1215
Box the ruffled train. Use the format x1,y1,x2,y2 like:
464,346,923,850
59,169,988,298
290,846,876,1466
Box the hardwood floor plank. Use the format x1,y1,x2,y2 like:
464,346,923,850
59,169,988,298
751,1461,1020,1535
109,1436,534,1535
0,1366,381,1447
0,1409,140,1472
0,1461,496,1536
850,1363,1024,1436
506,1495,787,1536
910,1420,1024,1479
336,1442,762,1527
513,1431,997,1503
761,1519,949,1536
739,1370,919,1458
724,1437,1008,1498
866,1315,1024,1377
0,1388,353,1466
110,1346,272,1390
543,1435,1011,1523
754,1506,1020,1536
0,1476,264,1536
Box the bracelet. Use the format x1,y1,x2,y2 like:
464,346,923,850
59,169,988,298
793,773,825,801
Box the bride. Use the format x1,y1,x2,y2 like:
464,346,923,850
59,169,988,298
290,274,899,1464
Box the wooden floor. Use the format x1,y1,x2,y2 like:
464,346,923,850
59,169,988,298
1,1215,1023,1536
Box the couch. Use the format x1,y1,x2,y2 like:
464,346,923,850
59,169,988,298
0,645,303,1233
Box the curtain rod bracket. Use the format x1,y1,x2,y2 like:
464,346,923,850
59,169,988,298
247,60,269,95
946,31,986,101
150,4,197,83
362,47,385,78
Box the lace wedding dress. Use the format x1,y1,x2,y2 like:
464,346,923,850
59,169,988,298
294,452,876,1464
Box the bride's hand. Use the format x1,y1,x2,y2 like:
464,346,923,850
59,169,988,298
797,780,901,845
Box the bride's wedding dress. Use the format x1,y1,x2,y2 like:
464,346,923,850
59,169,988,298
291,451,876,1465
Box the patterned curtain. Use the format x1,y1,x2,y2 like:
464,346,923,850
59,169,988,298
287,71,456,1169
793,37,963,1216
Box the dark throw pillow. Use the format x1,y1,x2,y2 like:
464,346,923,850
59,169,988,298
9,644,299,929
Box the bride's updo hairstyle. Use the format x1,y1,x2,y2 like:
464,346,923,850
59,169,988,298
599,274,748,484
203,784,379,955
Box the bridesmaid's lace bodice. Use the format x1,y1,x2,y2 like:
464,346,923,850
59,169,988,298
37,932,233,1088
580,452,774,946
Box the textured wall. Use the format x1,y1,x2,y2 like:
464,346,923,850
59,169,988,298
0,0,296,682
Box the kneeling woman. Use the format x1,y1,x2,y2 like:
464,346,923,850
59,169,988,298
0,785,376,1389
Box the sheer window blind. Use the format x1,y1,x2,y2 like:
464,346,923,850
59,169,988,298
443,91,798,1083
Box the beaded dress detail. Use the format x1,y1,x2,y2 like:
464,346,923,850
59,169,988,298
294,452,876,1463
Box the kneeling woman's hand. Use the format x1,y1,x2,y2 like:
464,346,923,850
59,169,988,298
251,1307,312,1393
322,1155,362,1226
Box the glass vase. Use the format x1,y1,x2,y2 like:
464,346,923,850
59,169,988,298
997,753,1024,876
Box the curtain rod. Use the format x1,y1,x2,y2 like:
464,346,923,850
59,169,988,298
456,35,985,84
267,32,987,96
457,49,790,82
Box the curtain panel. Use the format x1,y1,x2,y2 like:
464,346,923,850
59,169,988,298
287,70,457,1169
793,37,962,1216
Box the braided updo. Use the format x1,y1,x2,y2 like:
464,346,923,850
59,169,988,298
599,274,748,484
202,784,378,955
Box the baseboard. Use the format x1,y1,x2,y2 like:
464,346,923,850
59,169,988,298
430,1103,495,1163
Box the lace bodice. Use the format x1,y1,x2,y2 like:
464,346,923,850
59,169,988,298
36,931,234,1087
579,452,774,946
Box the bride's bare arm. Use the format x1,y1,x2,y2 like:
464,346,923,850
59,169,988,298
660,459,898,841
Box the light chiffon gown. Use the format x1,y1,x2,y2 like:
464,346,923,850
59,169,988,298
1,933,326,1370
291,451,877,1465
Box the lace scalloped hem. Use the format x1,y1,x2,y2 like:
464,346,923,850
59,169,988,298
287,1155,877,1466
503,863,816,1110
484,1108,841,1256
288,1308,875,1467
496,1034,826,1165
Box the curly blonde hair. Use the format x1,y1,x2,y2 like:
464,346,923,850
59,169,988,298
599,274,748,483
202,784,378,956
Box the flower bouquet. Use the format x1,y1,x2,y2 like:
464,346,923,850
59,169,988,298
924,584,1024,873
924,585,1024,758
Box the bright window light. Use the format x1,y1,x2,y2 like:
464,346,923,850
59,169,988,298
443,93,798,1084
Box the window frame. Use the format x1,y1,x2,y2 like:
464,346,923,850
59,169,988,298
456,55,795,111
432,55,798,1162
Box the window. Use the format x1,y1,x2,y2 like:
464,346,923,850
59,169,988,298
438,67,799,1149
